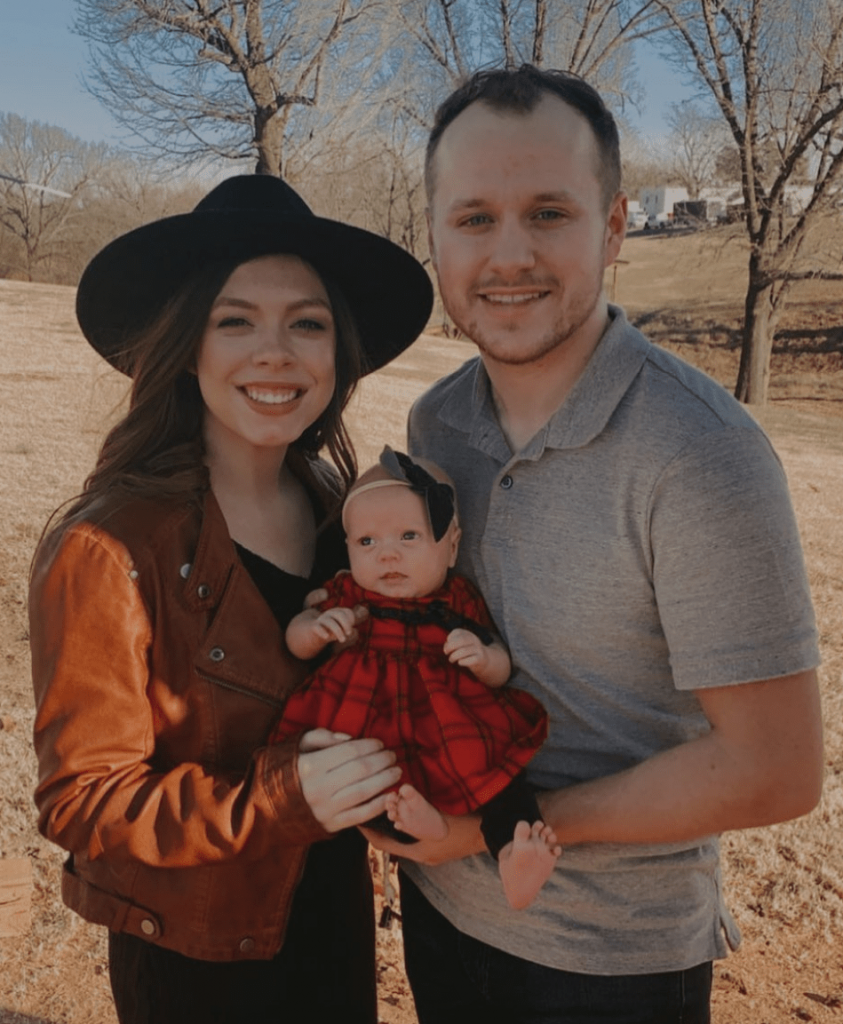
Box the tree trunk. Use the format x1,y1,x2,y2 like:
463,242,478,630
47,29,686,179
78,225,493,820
253,109,285,176
734,255,778,405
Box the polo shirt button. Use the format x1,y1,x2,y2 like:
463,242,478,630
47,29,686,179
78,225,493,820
500,474,513,489
179,562,192,579
197,584,211,599
240,937,255,953
209,647,225,662
140,918,156,936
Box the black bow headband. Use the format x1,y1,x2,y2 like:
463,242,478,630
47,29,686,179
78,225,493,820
380,447,455,542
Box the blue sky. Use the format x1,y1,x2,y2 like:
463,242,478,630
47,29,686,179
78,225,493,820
0,1,692,148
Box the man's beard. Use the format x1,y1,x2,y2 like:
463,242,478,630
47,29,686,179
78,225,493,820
447,276,603,367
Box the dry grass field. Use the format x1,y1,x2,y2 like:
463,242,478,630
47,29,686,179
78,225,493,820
1,223,842,1022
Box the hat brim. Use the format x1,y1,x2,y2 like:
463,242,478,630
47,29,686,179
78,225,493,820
76,209,433,376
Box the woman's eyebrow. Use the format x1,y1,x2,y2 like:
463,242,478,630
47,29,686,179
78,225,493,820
211,295,332,311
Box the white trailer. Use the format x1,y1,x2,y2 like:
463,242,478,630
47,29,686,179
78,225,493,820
640,186,689,226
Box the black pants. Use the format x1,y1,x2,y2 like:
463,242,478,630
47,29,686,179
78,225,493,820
108,830,377,1024
399,871,712,1024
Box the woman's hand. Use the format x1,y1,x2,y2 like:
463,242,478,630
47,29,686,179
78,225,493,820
298,729,401,833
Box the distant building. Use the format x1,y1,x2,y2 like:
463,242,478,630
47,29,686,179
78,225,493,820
626,200,647,229
640,186,689,222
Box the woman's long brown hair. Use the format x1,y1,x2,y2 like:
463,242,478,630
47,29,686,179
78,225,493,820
53,255,363,530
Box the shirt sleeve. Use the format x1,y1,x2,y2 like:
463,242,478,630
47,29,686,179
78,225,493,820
649,425,819,690
316,570,358,611
447,574,494,630
29,523,330,870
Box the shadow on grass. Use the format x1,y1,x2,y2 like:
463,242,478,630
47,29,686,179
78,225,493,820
631,309,843,358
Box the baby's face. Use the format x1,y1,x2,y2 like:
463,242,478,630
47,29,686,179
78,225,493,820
345,485,460,599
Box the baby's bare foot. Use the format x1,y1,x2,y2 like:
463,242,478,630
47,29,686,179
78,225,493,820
386,784,448,840
499,820,561,910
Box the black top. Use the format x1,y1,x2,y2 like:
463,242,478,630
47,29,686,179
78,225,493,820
234,517,348,631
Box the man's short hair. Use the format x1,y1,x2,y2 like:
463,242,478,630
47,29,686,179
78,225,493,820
425,64,622,212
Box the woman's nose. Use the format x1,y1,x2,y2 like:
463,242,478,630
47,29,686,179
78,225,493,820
252,325,295,364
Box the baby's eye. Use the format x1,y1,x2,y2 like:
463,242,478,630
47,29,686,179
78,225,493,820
358,536,373,547
402,530,420,541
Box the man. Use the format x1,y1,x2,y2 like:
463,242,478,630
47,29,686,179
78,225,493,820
364,65,823,1023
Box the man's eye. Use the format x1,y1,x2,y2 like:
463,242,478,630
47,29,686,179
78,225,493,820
535,209,565,221
460,213,492,228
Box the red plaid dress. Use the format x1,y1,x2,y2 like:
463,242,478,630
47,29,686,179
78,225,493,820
270,571,547,816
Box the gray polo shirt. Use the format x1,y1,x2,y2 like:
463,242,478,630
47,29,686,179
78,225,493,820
405,306,819,974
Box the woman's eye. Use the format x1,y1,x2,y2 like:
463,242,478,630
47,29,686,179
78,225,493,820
217,316,250,328
293,318,328,331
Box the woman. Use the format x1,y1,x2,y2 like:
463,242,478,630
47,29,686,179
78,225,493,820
28,174,433,1024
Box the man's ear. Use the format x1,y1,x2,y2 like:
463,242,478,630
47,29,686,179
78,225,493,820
603,191,628,268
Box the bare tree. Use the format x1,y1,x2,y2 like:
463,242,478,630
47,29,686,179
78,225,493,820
74,0,377,176
654,0,843,404
0,114,107,282
387,0,668,110
665,100,730,196
620,127,684,198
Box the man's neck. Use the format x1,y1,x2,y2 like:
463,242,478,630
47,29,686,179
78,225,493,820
483,309,612,453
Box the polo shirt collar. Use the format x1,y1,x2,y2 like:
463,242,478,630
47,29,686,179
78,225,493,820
437,305,650,459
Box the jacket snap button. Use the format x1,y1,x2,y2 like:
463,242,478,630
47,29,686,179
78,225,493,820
179,562,192,579
197,584,211,599
500,474,513,489
209,647,225,662
140,918,156,936
239,937,255,953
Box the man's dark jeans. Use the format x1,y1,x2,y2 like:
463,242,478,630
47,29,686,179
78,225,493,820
399,870,712,1024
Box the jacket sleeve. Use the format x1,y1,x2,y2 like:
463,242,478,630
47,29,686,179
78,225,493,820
29,522,332,869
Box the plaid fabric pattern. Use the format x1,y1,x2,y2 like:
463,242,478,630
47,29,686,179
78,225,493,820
270,572,547,816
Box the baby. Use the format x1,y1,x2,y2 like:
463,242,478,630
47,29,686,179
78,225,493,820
271,447,560,909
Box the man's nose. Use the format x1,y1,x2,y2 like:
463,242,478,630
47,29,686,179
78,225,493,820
487,218,537,277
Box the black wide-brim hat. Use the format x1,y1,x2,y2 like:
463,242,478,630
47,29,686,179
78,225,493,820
76,174,434,376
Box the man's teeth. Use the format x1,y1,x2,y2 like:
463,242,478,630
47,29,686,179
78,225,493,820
244,387,299,405
484,292,544,304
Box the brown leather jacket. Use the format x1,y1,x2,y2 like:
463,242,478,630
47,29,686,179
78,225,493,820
29,481,342,962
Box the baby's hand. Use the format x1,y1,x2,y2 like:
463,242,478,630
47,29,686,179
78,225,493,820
443,628,486,670
312,607,359,644
304,587,329,609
